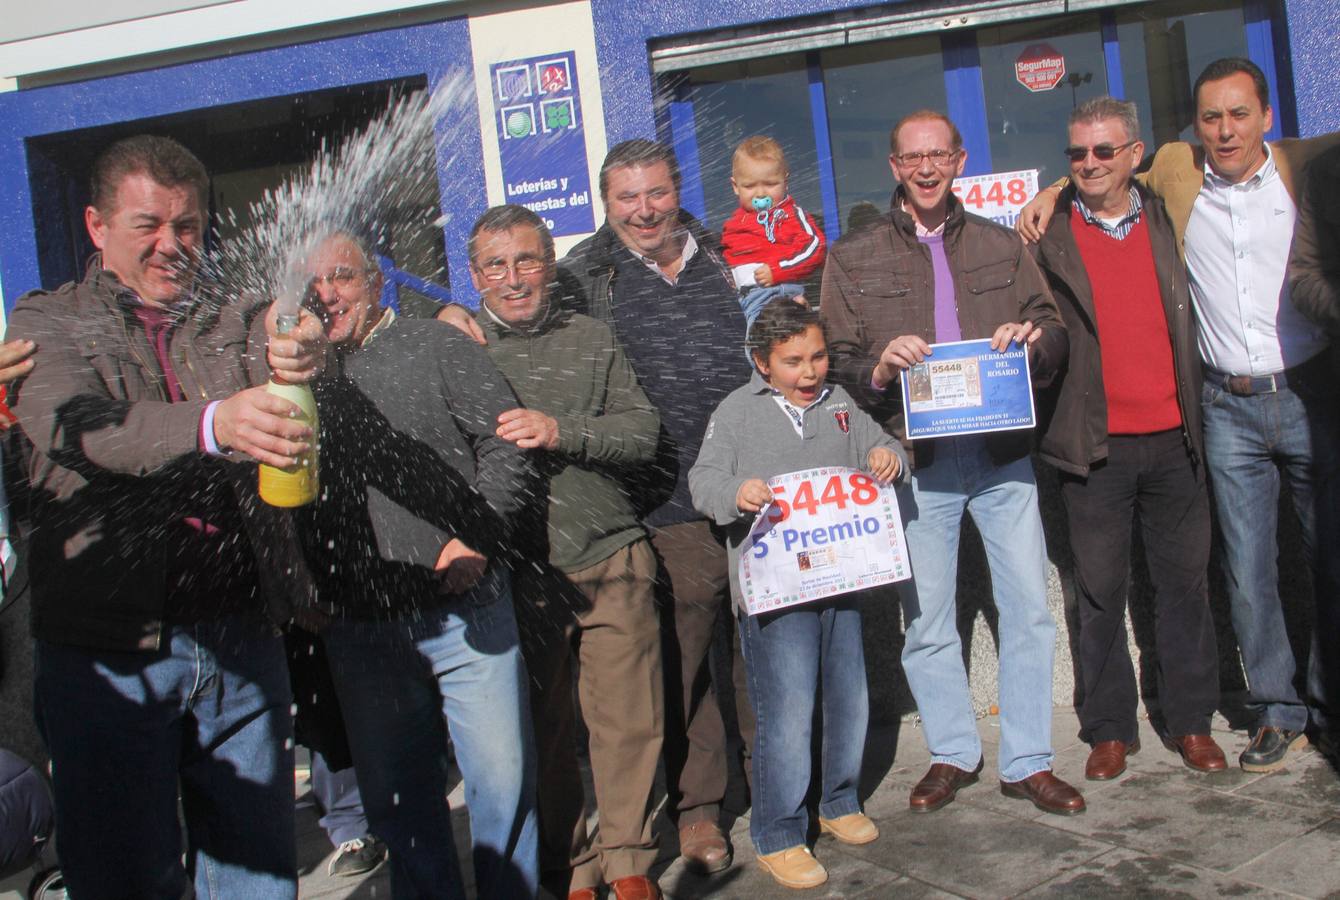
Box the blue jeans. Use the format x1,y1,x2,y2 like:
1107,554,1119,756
737,599,867,855
740,283,806,333
34,618,295,900
323,568,538,899
899,438,1056,782
1202,370,1340,732
311,750,368,848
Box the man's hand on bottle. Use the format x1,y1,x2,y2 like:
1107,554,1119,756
214,387,312,468
265,304,328,383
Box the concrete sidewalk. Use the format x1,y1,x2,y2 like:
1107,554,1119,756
292,703,1340,899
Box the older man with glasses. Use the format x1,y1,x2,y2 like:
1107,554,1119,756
821,110,1082,817
466,204,666,900
1031,96,1226,781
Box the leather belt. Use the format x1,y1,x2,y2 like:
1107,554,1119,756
1203,368,1287,397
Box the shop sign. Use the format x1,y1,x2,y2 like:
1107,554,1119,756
1015,43,1066,92
950,168,1040,229
490,50,595,237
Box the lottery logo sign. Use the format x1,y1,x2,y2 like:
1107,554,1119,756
489,51,594,238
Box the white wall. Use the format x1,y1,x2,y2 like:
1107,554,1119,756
0,0,466,84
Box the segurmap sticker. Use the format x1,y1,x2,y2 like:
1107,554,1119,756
739,467,910,616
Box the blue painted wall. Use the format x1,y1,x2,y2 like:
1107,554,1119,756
0,20,485,306
1283,0,1339,136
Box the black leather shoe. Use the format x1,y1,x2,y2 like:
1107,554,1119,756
1239,726,1308,773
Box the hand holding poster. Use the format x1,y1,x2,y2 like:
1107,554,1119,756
900,338,1036,439
739,467,910,616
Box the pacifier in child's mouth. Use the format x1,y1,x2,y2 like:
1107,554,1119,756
752,196,774,212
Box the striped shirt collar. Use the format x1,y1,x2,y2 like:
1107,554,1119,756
1072,185,1143,240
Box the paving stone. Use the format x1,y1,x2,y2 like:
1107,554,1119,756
1020,846,1284,898
839,788,1109,897
1039,771,1333,873
1228,748,1340,810
1229,818,1340,898
659,815,905,900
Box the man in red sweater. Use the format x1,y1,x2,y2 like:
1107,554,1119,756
1032,97,1227,780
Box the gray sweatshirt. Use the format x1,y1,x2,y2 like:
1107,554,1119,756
689,371,908,614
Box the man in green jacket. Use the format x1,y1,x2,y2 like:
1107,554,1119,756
468,204,666,900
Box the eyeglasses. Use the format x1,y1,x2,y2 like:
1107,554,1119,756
309,267,372,288
1063,140,1137,163
892,149,961,168
475,259,547,282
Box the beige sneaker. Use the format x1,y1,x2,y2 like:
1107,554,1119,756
755,845,828,889
818,812,879,845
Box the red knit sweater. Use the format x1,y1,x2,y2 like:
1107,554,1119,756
1071,216,1182,435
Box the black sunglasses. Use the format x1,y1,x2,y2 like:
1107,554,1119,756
1063,140,1137,163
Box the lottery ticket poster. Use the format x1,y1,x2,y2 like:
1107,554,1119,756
738,467,911,616
900,338,1036,440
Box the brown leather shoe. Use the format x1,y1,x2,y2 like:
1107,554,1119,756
1000,771,1086,816
909,758,983,812
678,820,731,874
1164,733,1228,772
1085,739,1139,780
567,890,598,900
610,875,663,900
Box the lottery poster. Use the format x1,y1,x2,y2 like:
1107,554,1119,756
900,338,1036,440
738,467,911,616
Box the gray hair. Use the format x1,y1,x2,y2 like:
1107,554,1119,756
1068,96,1141,142
468,205,555,263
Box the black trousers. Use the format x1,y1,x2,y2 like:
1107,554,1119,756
1061,429,1219,744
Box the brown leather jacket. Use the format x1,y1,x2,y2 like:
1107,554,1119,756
1288,142,1340,336
821,190,1067,469
8,259,308,651
1031,183,1204,477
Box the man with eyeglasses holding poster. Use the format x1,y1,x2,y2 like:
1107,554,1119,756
1030,96,1226,781
821,110,1082,817
1019,58,1340,771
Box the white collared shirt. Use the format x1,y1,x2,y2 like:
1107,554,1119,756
770,385,833,436
631,232,699,286
1184,145,1329,375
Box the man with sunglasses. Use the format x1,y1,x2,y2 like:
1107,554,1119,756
1019,58,1340,772
1032,96,1226,780
466,204,666,900
822,110,1080,817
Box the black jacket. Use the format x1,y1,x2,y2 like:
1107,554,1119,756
1032,183,1204,477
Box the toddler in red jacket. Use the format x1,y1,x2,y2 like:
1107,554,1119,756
722,136,827,331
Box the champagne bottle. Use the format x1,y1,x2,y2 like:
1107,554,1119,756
258,314,320,507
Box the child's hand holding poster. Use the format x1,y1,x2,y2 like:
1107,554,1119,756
738,466,911,616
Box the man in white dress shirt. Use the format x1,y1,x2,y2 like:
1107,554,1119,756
1018,58,1340,771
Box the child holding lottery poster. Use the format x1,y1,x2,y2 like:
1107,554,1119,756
689,300,907,890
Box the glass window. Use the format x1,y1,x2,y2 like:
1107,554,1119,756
1116,0,1250,147
820,35,947,232
670,54,823,236
978,15,1109,188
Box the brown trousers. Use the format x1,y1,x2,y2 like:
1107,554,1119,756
515,539,664,890
651,519,755,827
